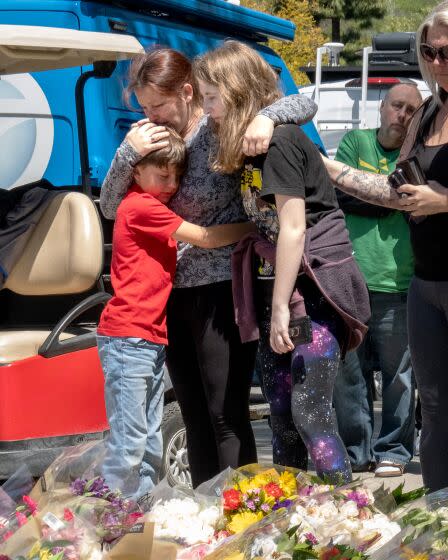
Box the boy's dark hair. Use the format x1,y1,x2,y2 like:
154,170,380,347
136,127,187,176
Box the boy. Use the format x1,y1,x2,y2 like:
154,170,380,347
97,129,252,498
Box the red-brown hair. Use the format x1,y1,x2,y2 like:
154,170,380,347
125,46,201,109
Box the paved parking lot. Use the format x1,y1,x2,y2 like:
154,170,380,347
253,401,423,492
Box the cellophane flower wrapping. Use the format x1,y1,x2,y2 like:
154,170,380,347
0,466,38,545
144,464,311,559
27,442,143,547
372,488,448,560
144,475,222,559
375,526,448,560
0,511,102,560
204,478,404,560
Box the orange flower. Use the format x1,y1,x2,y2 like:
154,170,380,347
264,482,284,499
223,488,242,511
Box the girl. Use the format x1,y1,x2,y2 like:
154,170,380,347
194,41,370,483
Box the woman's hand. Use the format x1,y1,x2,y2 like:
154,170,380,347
397,181,448,216
242,115,274,157
125,119,170,156
270,305,295,354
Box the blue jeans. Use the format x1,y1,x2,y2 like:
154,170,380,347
97,335,165,498
333,291,415,467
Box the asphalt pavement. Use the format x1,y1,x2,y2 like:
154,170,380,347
252,401,423,492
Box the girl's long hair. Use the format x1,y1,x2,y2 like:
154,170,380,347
193,41,282,174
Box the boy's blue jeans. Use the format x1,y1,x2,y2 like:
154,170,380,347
97,335,165,499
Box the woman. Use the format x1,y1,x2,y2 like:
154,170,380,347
193,41,370,483
323,1,448,492
99,47,317,488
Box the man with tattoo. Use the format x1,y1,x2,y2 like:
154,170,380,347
332,84,422,477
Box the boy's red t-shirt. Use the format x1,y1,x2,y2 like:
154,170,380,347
98,184,183,344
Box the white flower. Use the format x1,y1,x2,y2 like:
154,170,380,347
147,498,220,546
250,535,278,559
339,500,360,519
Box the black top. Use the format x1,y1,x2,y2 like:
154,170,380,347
248,124,339,230
240,124,339,277
408,139,448,281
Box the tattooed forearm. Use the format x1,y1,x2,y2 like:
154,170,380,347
332,164,400,209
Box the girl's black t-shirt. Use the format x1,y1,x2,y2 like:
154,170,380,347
409,139,448,281
241,124,338,247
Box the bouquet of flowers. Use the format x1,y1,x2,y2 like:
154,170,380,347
0,490,38,544
206,480,403,560
221,467,298,535
147,496,221,547
66,475,143,544
287,483,402,554
0,512,101,560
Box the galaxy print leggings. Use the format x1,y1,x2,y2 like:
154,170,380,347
256,278,352,484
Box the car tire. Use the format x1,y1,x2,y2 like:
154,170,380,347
160,401,191,488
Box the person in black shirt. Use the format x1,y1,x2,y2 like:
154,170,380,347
323,1,448,493
193,41,370,483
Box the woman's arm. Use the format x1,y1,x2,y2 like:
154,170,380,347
270,195,306,354
323,156,402,209
258,94,317,126
243,94,318,157
173,221,256,249
99,122,169,219
397,180,448,216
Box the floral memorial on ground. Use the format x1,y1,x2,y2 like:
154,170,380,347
0,442,446,560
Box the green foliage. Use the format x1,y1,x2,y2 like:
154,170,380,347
241,0,327,84
392,483,428,507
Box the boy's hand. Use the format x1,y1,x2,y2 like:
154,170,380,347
242,115,274,157
126,120,170,156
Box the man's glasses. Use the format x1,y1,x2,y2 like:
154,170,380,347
420,43,448,63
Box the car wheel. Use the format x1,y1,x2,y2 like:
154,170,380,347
160,401,191,488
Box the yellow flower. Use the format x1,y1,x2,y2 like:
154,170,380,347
237,478,254,494
227,511,264,534
223,554,245,560
278,471,297,497
28,543,41,559
39,549,51,560
401,546,429,560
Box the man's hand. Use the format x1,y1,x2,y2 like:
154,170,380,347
242,115,274,157
397,180,448,216
270,305,294,354
126,119,170,156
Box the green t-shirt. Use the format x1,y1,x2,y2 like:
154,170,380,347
335,128,414,293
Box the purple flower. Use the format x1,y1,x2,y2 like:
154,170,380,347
272,499,292,511
346,491,369,508
70,478,86,495
298,486,313,497
261,503,270,513
304,532,318,545
246,500,256,511
102,512,120,527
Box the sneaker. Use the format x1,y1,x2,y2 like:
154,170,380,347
374,460,405,477
415,429,421,456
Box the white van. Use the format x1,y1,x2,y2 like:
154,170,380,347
300,36,431,157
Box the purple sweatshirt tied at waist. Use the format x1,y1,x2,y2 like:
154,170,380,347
231,209,370,356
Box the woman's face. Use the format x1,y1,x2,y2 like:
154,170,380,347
425,24,448,92
135,83,193,136
198,80,226,124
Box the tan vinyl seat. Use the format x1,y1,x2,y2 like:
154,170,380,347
0,191,103,364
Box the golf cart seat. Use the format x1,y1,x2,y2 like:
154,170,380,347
0,190,110,444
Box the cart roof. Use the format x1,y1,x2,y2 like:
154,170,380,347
0,25,144,75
